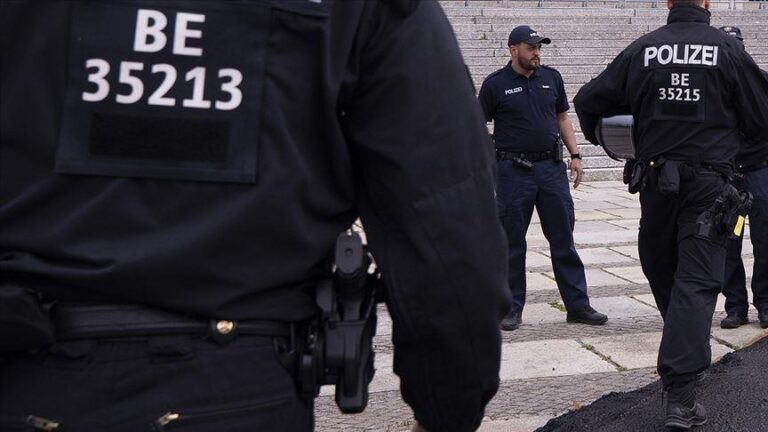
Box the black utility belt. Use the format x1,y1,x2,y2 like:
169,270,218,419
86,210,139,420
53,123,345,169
737,160,768,174
52,304,292,343
496,150,554,162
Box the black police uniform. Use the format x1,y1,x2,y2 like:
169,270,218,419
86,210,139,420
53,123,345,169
479,62,591,317
722,68,768,328
575,1,768,397
0,1,511,431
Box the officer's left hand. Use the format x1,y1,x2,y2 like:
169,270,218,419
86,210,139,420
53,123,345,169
569,158,583,189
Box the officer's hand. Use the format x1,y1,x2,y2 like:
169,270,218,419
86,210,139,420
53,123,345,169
411,423,430,432
569,158,584,189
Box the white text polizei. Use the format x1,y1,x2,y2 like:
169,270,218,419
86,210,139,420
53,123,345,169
643,44,719,68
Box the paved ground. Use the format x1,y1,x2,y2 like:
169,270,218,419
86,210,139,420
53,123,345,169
537,337,768,432
315,180,768,432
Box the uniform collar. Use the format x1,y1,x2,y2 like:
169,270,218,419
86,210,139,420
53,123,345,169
506,61,539,80
667,3,711,25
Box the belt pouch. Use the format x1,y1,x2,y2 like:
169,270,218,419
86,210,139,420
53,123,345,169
657,160,682,195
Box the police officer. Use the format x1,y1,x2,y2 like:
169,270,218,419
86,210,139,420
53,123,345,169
574,0,768,428
718,25,768,330
0,2,511,431
478,25,608,331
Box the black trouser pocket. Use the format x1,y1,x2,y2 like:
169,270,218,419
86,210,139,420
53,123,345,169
153,396,311,432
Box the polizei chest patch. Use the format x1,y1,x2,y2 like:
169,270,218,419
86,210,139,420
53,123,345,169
55,1,270,183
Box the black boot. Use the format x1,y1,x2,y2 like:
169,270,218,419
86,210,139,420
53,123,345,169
500,309,522,331
720,311,748,329
663,380,707,429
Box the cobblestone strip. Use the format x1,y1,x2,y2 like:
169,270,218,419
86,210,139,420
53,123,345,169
375,312,734,353
525,283,650,303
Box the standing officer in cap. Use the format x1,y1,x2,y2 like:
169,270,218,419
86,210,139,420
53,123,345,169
478,25,608,331
718,25,768,330
0,1,511,431
574,0,768,428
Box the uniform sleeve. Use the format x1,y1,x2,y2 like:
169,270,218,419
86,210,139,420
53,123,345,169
729,49,768,143
555,70,570,113
573,49,632,144
338,2,511,431
478,79,495,122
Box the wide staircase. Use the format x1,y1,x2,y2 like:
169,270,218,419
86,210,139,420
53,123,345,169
441,0,768,180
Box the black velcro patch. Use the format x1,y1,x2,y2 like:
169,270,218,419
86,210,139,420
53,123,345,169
90,113,229,162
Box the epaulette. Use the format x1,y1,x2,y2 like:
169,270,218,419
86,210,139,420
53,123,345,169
483,67,506,83
540,64,562,75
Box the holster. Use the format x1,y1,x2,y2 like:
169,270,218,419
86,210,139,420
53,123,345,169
0,285,55,353
298,231,378,414
692,184,753,242
553,136,564,163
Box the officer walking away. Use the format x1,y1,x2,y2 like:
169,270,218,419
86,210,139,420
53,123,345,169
718,25,768,330
478,25,608,331
574,0,768,428
0,1,511,431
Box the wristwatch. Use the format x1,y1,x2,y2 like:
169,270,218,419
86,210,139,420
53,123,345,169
570,153,582,160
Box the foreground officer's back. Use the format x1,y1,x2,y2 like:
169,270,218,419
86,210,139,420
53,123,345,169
0,1,511,431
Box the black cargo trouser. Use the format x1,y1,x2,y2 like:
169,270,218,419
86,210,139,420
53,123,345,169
0,335,313,431
637,170,726,385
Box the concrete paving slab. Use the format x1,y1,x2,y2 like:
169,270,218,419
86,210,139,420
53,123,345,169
543,268,626,287
527,272,558,291
520,302,566,325
574,229,639,246
583,332,734,371
712,325,768,350
377,309,392,337
600,208,643,219
631,294,658,310
606,219,640,230
744,258,754,278
609,245,640,260
573,220,624,233
741,241,753,256
585,181,625,189
573,248,636,266
582,332,661,370
479,416,551,432
500,339,616,380
526,251,551,268
606,198,640,209
604,266,647,284
588,296,659,319
572,201,623,211
574,209,619,221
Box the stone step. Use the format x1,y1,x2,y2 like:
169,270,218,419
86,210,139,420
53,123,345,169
451,22,768,34
459,45,768,58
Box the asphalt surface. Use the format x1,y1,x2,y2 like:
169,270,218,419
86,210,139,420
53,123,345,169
536,336,768,432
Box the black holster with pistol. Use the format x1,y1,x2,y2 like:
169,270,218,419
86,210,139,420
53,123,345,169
299,230,379,413
695,184,753,241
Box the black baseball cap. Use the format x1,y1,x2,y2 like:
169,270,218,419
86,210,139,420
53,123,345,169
719,25,743,41
508,25,552,46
